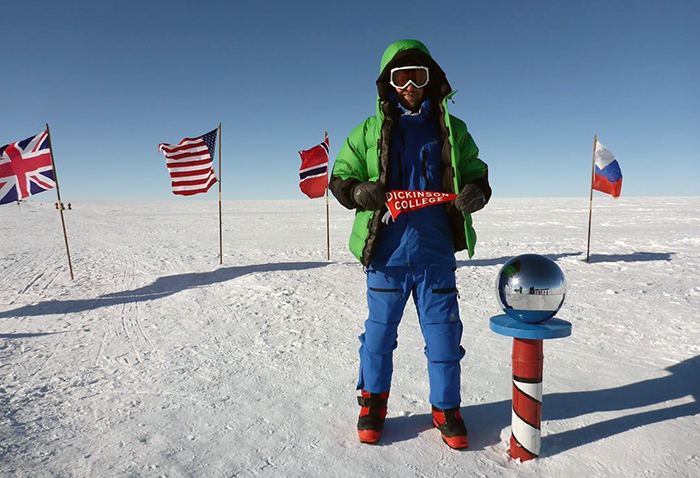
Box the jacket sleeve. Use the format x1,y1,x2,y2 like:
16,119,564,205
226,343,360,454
330,120,371,210
454,120,492,203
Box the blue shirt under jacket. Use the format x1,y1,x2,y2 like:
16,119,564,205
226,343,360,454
370,97,456,268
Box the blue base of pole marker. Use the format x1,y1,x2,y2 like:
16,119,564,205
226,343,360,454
490,315,572,340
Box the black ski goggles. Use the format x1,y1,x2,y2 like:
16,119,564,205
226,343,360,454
389,66,430,89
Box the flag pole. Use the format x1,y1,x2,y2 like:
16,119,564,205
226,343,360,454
218,122,223,265
324,131,330,261
45,124,75,280
586,134,597,263
326,186,330,261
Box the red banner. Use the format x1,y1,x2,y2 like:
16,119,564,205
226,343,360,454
385,190,456,220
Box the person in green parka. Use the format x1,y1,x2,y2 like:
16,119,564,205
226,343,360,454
330,39,491,449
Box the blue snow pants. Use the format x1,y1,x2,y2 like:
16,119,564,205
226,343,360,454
357,265,465,409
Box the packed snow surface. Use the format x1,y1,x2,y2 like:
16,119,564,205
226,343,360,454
1,197,699,478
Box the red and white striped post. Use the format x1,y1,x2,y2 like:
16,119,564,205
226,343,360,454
510,338,543,460
490,254,571,461
490,320,570,462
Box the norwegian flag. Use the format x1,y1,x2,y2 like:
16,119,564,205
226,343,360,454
298,133,329,199
0,131,55,205
158,129,218,196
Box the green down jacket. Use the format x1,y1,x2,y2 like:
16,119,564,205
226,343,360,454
330,39,491,266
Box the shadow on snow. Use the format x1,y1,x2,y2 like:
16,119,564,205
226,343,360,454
380,355,700,456
457,252,582,268
0,331,66,339
0,262,329,319
585,252,674,263
457,251,674,268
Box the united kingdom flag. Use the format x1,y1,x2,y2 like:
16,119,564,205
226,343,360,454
0,131,55,205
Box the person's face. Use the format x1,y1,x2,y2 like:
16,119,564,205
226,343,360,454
395,83,426,112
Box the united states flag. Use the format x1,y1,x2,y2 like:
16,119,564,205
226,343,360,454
298,133,329,199
158,129,218,196
0,131,55,205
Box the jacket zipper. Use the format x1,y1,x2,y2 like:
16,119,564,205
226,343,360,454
441,93,459,194
399,129,406,189
421,149,429,190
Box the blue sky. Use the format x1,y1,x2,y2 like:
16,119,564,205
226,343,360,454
3,0,698,201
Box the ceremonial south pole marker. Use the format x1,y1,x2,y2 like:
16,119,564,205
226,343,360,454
489,254,572,461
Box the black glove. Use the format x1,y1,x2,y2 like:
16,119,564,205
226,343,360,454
352,182,385,210
454,183,486,214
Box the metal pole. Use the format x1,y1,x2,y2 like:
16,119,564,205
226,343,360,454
586,134,597,263
326,186,330,261
218,122,223,265
45,123,75,280
324,131,330,261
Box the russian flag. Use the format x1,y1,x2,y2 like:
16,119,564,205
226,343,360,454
593,140,622,198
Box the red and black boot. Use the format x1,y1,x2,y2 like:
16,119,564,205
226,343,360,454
357,390,389,444
432,406,469,449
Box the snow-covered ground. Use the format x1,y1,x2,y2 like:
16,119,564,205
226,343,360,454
1,197,698,478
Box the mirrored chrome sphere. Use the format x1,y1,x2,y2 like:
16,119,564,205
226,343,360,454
496,254,566,323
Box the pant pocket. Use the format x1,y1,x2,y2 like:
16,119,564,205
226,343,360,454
432,287,457,295
369,287,402,293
